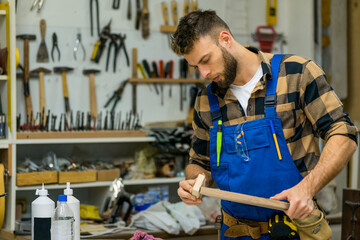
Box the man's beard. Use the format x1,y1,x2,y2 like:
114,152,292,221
213,47,238,89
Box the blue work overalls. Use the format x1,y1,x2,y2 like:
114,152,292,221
208,55,303,240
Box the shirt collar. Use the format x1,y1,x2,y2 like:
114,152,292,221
209,46,274,99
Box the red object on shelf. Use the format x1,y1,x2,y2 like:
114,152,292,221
256,26,277,53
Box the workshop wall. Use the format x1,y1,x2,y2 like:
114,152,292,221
14,0,314,126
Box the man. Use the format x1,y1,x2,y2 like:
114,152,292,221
171,10,358,240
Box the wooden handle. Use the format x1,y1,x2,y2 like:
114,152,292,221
191,0,198,11
61,72,70,112
171,1,178,25
183,0,189,16
161,2,169,25
132,48,138,78
39,71,45,116
25,96,33,118
40,19,46,40
200,187,289,211
23,39,32,117
89,74,97,119
141,0,150,39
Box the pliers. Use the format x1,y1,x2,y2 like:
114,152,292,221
117,34,130,67
30,0,44,12
74,33,86,61
104,80,128,112
106,33,120,72
90,0,100,37
51,33,60,62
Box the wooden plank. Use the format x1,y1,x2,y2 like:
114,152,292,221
200,187,289,211
344,0,360,121
129,78,205,84
16,130,146,139
16,171,58,186
160,25,177,33
97,169,120,182
58,171,97,184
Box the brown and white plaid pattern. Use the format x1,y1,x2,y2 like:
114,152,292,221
190,47,358,177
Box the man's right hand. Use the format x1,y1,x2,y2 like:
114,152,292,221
177,179,203,205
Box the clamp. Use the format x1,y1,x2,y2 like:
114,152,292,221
74,33,86,61
51,32,60,62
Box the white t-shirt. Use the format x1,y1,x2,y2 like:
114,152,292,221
229,65,263,115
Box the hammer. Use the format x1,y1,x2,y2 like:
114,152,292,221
30,67,51,120
83,69,100,120
16,34,36,117
53,67,74,113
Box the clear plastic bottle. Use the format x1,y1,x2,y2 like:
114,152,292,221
63,182,80,240
31,184,54,240
52,195,74,240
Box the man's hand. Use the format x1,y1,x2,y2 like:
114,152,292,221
270,183,314,219
177,179,203,205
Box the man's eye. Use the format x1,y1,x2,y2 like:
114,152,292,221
203,58,209,64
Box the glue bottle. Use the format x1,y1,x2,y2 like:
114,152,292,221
63,182,80,240
31,183,54,240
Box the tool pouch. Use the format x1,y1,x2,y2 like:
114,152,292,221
293,209,332,240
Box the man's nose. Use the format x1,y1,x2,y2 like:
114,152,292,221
198,66,210,79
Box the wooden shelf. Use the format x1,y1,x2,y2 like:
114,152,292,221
15,177,185,191
160,25,177,33
15,131,156,144
129,77,205,84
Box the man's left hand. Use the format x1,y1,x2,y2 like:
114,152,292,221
270,183,314,219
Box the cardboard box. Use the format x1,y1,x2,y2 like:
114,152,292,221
58,170,97,184
97,169,120,182
17,171,58,186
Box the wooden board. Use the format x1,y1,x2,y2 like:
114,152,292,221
16,130,146,139
160,25,177,33
97,169,120,182
58,170,97,184
16,171,58,186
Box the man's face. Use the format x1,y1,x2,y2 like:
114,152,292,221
184,35,238,88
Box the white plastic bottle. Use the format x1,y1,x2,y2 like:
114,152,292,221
31,184,55,240
63,182,80,240
52,195,74,240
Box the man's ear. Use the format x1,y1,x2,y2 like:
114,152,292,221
219,31,232,47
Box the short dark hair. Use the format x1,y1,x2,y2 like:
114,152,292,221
171,10,232,55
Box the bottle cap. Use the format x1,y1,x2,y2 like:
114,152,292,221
58,194,67,202
64,182,73,195
36,183,48,196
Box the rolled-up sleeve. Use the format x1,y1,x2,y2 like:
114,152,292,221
301,60,358,144
189,91,211,171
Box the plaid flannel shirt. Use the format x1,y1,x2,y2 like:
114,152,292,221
190,47,358,177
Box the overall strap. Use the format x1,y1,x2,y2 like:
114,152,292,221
265,54,284,117
207,83,222,123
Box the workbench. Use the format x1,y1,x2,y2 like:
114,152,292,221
1,225,218,240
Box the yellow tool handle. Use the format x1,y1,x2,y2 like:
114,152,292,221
39,71,46,117
161,2,169,25
266,0,277,25
137,63,147,79
183,0,189,16
191,0,198,11
89,74,97,119
171,0,178,25
91,40,101,60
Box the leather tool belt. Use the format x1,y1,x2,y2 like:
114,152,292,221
222,209,268,239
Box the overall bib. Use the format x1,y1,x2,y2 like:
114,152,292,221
208,55,303,240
